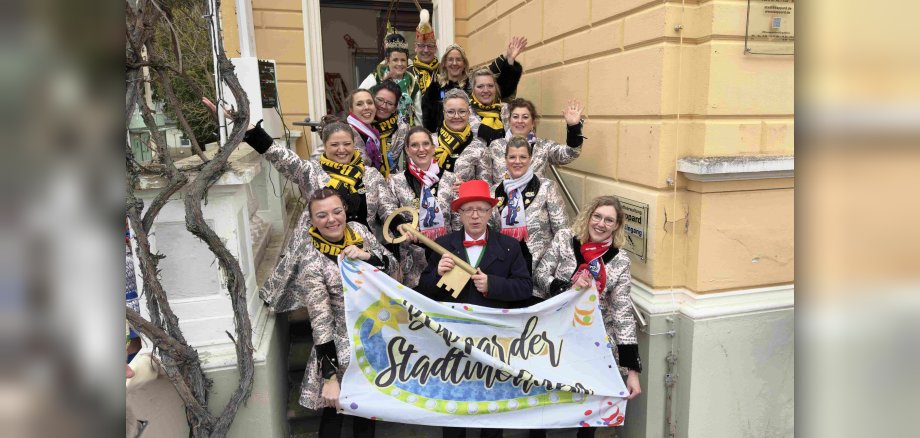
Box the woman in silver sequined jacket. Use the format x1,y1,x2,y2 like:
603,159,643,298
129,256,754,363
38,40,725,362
386,126,456,288
534,196,643,410
487,98,586,186
260,189,397,437
489,135,569,274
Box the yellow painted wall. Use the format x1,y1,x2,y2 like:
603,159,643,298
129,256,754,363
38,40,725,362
459,0,794,293
222,0,313,157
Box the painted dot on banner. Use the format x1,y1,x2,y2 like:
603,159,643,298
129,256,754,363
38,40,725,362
608,365,612,368
607,343,613,348
378,310,391,321
549,394,560,403
580,422,590,427
373,269,380,272
355,280,363,285
396,284,404,289
589,295,597,302
360,357,367,364
502,309,509,314
583,316,591,323
594,341,600,347
390,389,401,396
425,400,437,409
407,395,418,403
507,400,519,410
596,421,602,425
584,409,593,416
527,397,538,406
488,402,499,413
445,401,457,413
619,391,625,396
350,402,358,409
573,394,584,402
607,401,613,406
467,404,478,414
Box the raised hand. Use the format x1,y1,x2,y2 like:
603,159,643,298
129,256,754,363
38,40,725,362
505,36,528,65
202,97,256,130
562,99,584,126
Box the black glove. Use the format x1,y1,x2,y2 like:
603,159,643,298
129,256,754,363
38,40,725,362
242,120,273,154
565,120,585,148
315,341,339,379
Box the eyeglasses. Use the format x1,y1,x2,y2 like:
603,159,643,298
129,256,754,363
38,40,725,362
416,43,436,50
445,109,469,118
375,97,396,108
590,213,617,227
460,207,491,216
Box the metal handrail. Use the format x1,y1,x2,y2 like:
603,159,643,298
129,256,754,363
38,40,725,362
548,163,580,215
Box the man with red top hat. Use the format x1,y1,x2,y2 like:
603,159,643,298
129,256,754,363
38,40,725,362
416,179,533,309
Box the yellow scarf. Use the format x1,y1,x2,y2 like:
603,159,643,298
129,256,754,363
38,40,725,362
471,95,503,131
320,151,365,193
309,225,364,257
372,113,400,178
412,56,439,93
434,123,472,168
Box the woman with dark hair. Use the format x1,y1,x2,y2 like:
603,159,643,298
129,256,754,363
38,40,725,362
432,89,492,187
260,188,397,438
534,196,643,438
487,98,586,186
344,88,379,165
421,37,527,133
490,136,568,274
369,80,410,178
233,110,399,240
386,125,456,287
359,30,421,124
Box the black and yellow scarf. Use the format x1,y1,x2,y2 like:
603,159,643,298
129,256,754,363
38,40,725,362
470,95,503,131
320,151,365,193
371,113,400,178
412,56,439,94
434,123,472,173
309,225,364,258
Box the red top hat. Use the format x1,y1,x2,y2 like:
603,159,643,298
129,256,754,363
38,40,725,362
451,180,498,211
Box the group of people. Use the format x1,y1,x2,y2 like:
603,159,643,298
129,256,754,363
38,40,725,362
231,10,641,438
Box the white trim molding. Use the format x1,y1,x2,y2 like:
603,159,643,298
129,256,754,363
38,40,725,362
235,0,257,57
434,0,455,49
630,279,794,320
301,0,325,155
677,155,794,182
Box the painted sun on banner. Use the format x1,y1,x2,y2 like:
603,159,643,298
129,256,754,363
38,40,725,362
337,258,629,429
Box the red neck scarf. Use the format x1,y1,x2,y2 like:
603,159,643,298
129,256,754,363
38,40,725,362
574,239,611,293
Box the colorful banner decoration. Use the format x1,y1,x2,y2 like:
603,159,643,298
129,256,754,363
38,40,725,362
338,258,629,429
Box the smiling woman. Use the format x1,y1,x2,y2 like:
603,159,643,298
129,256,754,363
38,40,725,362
238,114,401,243
359,30,421,125
259,188,398,438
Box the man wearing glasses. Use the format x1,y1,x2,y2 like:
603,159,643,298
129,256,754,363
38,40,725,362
417,180,533,309
411,9,439,95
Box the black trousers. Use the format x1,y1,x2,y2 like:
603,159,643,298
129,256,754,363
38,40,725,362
528,429,596,438
319,407,376,438
442,427,503,438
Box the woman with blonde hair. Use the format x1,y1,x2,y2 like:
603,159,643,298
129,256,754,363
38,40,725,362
534,196,642,436
468,68,511,145
421,37,527,132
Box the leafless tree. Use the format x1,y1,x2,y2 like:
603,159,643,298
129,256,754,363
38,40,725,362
126,0,254,436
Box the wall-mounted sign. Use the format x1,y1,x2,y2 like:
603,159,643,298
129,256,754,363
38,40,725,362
745,0,795,55
615,197,649,261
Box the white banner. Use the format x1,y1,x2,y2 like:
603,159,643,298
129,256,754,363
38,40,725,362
338,258,629,429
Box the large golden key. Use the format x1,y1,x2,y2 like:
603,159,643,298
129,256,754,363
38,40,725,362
383,207,475,298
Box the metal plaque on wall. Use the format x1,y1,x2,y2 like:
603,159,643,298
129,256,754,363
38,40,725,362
745,0,795,55
615,197,649,261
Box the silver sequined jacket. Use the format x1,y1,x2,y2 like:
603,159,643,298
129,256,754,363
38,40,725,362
534,229,638,349
487,136,582,185
262,143,399,240
386,171,454,288
260,220,397,410
489,176,569,270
